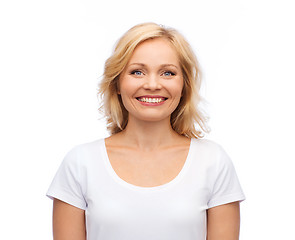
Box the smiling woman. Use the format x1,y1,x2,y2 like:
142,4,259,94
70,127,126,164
117,38,184,123
98,22,208,137
46,22,246,240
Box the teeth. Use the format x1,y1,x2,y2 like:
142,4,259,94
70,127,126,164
137,97,166,103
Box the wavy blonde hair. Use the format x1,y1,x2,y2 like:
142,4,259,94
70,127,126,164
97,22,210,138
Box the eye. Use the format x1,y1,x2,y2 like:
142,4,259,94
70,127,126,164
130,70,143,76
162,71,176,77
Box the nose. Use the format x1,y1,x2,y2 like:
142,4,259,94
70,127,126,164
143,74,162,90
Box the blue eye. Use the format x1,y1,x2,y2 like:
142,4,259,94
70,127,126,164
131,70,143,76
163,71,175,76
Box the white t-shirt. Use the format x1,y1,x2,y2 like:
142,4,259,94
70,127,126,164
46,138,245,240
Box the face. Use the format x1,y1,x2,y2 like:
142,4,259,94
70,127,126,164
118,38,184,123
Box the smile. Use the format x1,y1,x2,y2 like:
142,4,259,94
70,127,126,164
136,97,167,103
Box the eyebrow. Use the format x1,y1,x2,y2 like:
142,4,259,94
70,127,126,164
128,63,179,69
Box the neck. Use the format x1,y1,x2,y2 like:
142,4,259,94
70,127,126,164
118,116,181,151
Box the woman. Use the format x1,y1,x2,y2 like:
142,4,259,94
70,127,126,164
47,22,246,240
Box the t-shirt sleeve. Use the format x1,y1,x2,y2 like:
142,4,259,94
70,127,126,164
46,146,87,210
207,145,246,209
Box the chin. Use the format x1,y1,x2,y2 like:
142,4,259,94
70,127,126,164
132,114,170,123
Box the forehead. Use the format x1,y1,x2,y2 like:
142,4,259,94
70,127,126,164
127,38,180,66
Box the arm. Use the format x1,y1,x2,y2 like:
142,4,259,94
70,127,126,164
52,198,86,240
206,201,241,240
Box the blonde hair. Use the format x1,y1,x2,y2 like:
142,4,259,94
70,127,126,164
97,22,210,138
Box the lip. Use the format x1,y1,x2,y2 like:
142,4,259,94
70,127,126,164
137,100,166,106
135,95,168,106
136,95,167,99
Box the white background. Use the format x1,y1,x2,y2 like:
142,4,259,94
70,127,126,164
1,0,294,239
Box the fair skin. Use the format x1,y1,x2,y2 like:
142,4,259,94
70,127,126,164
52,38,241,239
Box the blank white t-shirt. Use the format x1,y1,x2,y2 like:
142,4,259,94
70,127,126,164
46,138,245,240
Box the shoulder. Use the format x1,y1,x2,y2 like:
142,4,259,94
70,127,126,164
62,138,105,166
192,138,225,154
69,138,105,154
74,138,104,152
191,138,232,166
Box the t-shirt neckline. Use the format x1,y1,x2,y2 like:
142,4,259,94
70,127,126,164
102,138,194,192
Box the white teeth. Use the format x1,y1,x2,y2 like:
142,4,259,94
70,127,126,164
137,97,166,103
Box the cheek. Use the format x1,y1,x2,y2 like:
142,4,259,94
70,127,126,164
169,79,184,97
119,76,138,94
118,78,139,109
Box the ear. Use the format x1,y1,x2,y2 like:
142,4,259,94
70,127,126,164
181,78,185,97
116,80,121,95
117,85,121,95
181,87,185,97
